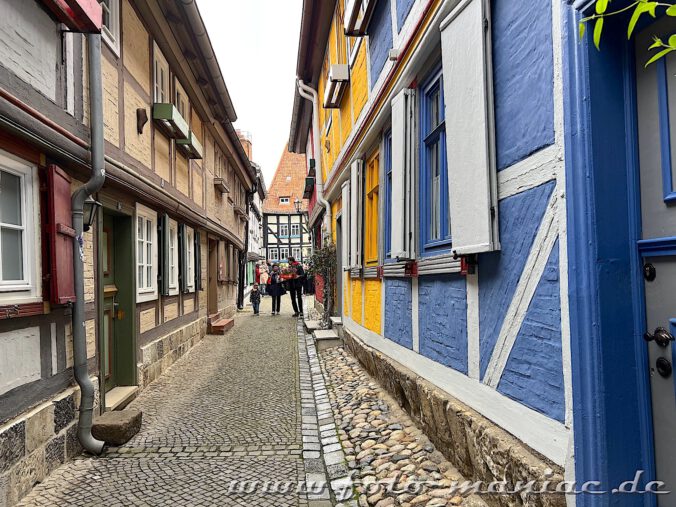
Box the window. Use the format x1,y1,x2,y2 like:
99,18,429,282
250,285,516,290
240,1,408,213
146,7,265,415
175,79,189,119
292,247,302,261
0,153,38,301
268,248,279,261
280,197,290,205
168,218,178,295
280,247,289,261
383,131,393,258
420,67,450,255
344,0,365,65
99,0,120,54
153,43,170,104
291,224,300,237
184,226,195,292
136,204,158,302
365,151,380,265
280,224,289,237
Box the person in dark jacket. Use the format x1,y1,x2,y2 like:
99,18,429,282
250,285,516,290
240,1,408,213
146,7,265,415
267,264,284,315
249,284,261,315
287,257,305,317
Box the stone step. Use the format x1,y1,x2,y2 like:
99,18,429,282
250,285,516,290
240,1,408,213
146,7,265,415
92,409,142,446
313,329,341,352
209,318,234,335
304,320,322,332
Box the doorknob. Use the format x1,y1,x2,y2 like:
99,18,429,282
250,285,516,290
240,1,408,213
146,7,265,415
643,327,675,347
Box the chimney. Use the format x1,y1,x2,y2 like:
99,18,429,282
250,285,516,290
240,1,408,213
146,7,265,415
237,130,253,160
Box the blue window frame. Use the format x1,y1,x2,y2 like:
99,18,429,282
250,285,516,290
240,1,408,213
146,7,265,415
383,130,393,259
419,66,450,255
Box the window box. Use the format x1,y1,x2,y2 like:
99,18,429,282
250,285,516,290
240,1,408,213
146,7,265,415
152,103,190,140
323,64,349,109
213,177,230,194
344,0,376,36
176,130,203,160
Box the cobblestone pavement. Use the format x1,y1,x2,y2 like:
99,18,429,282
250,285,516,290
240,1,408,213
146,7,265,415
320,347,487,507
19,297,343,507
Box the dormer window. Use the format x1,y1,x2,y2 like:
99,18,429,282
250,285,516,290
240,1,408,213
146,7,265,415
280,197,290,205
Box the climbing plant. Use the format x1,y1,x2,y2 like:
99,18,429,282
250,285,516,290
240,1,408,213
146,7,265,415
579,0,676,66
306,243,337,328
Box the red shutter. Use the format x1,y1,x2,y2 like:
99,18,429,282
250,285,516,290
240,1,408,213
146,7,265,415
41,0,102,33
47,165,76,305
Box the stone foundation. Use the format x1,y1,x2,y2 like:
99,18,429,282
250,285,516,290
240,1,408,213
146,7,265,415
343,330,565,507
138,317,207,388
0,381,99,506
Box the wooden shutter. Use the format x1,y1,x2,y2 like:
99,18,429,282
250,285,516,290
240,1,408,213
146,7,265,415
178,223,187,293
194,231,202,290
159,214,169,296
47,165,76,304
441,0,499,255
349,160,363,267
341,181,350,268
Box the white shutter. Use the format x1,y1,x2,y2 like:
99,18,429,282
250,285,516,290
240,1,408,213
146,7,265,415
441,0,499,255
341,180,350,269
350,159,363,267
390,88,416,260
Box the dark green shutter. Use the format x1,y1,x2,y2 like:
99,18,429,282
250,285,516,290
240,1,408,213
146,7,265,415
178,223,187,293
195,231,202,290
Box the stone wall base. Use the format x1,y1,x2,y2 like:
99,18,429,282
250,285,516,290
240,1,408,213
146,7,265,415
343,330,566,507
0,380,99,506
138,317,207,389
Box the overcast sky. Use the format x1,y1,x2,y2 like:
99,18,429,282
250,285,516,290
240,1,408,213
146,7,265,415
197,0,303,188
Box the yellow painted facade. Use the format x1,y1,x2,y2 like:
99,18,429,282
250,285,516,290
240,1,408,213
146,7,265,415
363,280,382,334
331,198,341,242
351,278,362,325
344,272,350,316
122,0,150,94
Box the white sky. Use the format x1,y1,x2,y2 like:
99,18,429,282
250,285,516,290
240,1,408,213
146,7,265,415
197,0,303,188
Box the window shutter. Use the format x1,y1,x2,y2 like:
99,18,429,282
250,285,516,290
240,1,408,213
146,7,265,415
159,214,169,296
390,89,416,260
341,181,350,268
194,231,202,290
47,165,76,305
178,223,187,293
441,0,499,255
349,160,363,267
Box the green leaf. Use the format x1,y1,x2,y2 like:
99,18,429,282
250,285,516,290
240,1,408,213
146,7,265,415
628,4,646,39
667,4,676,16
669,34,676,47
594,17,604,50
596,0,609,14
645,47,674,67
649,36,663,49
579,21,586,40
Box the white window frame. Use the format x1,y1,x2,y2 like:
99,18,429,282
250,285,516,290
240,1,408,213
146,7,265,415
280,197,290,205
280,224,289,237
153,43,170,104
0,151,40,304
292,247,302,260
175,79,189,120
280,247,290,261
136,204,158,302
100,0,120,56
184,226,195,293
291,223,300,237
269,248,279,261
168,218,179,295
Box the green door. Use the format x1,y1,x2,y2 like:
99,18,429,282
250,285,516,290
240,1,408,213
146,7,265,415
102,213,117,392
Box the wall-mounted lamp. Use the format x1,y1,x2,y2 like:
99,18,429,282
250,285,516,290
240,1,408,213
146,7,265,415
83,196,101,232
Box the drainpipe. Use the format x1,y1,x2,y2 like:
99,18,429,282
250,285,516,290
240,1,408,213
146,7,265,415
297,80,332,242
71,33,106,455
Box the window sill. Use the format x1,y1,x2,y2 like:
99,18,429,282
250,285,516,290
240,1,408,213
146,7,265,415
137,291,158,303
417,253,461,276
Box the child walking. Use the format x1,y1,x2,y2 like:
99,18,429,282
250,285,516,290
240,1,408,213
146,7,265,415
250,283,261,315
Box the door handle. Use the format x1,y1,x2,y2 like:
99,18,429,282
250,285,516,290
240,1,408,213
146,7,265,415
643,327,675,348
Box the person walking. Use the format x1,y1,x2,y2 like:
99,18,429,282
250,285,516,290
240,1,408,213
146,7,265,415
249,284,261,315
287,257,305,317
259,265,269,296
267,264,284,315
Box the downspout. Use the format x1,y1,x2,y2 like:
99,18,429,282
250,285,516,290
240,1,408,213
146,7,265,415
297,80,332,242
71,33,106,455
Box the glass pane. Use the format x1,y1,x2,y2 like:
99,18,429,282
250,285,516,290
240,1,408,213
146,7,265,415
430,90,439,131
138,265,143,287
1,228,23,281
137,217,143,239
102,230,109,274
147,265,152,287
430,142,441,241
1,171,22,226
